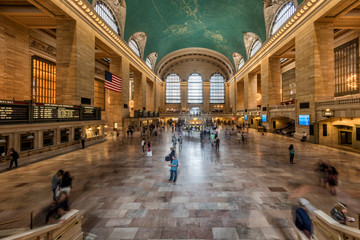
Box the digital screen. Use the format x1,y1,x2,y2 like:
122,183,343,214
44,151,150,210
33,105,80,120
82,107,97,119
262,115,267,122
0,105,28,121
299,115,310,126
244,115,248,120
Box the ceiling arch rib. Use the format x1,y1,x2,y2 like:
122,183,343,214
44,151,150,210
156,48,234,81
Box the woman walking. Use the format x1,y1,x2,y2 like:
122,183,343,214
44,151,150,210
147,141,152,156
289,144,295,164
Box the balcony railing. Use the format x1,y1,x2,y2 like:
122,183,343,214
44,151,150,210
268,104,295,110
318,97,360,107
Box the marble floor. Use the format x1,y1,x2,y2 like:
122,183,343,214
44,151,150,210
0,127,359,239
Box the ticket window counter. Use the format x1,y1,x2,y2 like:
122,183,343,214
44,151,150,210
60,129,69,143
340,131,352,145
0,136,9,157
43,131,54,147
20,133,34,151
85,126,101,138
74,127,82,140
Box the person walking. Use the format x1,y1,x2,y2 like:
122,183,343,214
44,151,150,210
178,135,183,150
81,134,86,149
289,144,295,164
328,166,338,195
168,155,178,183
51,170,64,201
7,148,19,169
141,138,146,154
147,141,152,157
215,137,220,151
172,135,177,149
59,171,72,197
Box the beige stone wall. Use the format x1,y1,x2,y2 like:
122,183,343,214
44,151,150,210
0,15,31,101
56,19,95,105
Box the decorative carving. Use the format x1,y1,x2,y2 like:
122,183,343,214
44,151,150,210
243,32,262,59
29,38,56,58
232,52,244,70
264,0,298,39
129,32,147,59
147,52,158,69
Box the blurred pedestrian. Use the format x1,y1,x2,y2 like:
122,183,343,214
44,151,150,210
51,170,64,201
289,144,295,164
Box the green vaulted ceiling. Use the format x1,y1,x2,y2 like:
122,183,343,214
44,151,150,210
125,0,267,65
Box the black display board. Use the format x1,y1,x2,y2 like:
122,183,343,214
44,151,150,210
0,100,29,122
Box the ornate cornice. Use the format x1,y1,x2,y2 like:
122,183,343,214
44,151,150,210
30,37,56,58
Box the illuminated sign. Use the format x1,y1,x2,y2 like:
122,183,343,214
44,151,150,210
299,115,310,126
262,115,267,122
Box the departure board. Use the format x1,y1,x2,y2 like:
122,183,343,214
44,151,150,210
82,107,97,119
33,104,80,120
0,105,28,121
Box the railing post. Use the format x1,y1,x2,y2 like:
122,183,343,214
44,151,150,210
30,211,33,229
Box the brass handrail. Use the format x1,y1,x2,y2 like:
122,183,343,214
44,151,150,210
0,211,33,229
52,216,83,240
312,218,337,240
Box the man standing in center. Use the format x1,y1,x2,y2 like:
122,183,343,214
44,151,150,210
169,155,178,183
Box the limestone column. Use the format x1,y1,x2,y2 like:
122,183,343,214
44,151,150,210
133,71,143,111
203,82,210,112
146,78,155,112
225,83,230,113
141,74,147,110
247,73,257,109
56,19,95,105
236,80,244,110
261,56,281,107
106,56,122,130
121,58,130,118
181,82,187,110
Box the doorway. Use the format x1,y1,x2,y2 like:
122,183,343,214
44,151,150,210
340,131,352,145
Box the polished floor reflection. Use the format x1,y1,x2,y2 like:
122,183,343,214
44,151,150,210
0,127,359,239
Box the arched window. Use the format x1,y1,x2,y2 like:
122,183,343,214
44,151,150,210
250,39,262,58
210,74,225,104
165,73,181,104
188,73,203,104
238,58,245,70
129,39,141,57
270,1,296,36
146,58,152,69
94,1,120,35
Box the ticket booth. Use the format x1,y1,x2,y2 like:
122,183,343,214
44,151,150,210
20,133,34,151
43,131,54,147
0,136,9,156
60,129,69,143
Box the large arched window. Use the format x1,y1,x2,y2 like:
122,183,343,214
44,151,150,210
146,57,152,69
250,39,262,58
188,73,203,104
238,58,245,70
165,73,181,104
270,1,296,36
129,39,141,57
210,74,225,104
94,1,120,35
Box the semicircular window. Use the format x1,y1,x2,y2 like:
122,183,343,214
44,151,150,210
210,74,225,104
146,57,152,69
94,1,120,35
271,1,296,36
166,73,181,104
250,39,262,58
188,73,203,104
238,58,245,70
129,39,141,58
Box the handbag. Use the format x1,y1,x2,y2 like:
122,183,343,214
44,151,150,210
165,156,170,161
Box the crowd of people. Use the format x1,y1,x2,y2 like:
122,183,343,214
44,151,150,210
46,170,73,224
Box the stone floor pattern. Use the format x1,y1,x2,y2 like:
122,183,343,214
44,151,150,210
0,127,359,239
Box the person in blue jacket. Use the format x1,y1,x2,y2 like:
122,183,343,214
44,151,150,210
169,155,178,183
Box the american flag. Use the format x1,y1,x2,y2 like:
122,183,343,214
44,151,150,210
105,70,122,92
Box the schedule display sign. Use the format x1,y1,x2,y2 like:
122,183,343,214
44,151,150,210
33,104,80,120
0,100,29,121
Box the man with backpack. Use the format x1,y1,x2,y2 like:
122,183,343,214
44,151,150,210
7,148,19,169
